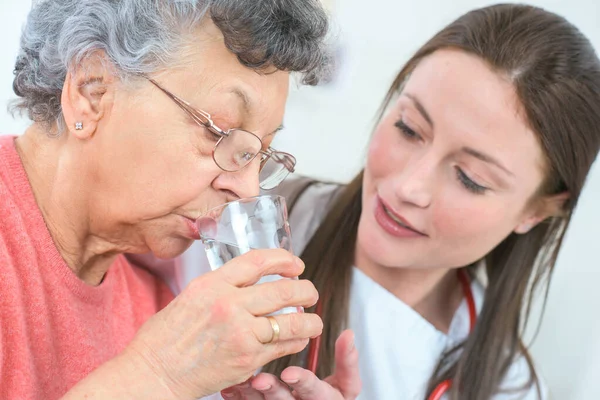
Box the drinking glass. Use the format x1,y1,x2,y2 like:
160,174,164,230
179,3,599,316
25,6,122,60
196,195,301,315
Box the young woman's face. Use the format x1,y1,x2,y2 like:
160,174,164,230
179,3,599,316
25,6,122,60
358,49,549,270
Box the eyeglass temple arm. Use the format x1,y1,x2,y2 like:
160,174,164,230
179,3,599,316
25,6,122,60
146,78,215,128
263,150,296,173
146,76,293,173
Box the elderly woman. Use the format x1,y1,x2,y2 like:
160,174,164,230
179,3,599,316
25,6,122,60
0,0,342,399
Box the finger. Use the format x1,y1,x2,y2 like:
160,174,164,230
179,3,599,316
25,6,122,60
217,249,305,287
258,338,310,368
254,313,323,344
241,279,318,316
280,367,339,400
251,373,295,399
221,387,244,400
232,379,266,400
332,330,361,398
221,378,252,399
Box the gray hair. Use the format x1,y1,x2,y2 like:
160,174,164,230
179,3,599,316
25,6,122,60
12,0,331,126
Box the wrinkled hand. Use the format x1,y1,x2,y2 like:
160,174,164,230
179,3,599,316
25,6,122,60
221,330,361,400
125,249,323,400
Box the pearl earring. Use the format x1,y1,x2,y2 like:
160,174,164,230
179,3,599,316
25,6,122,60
75,122,83,130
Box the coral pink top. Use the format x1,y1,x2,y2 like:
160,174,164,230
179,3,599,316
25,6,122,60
0,135,174,399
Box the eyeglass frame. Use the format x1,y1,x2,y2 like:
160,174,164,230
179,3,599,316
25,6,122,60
144,76,296,188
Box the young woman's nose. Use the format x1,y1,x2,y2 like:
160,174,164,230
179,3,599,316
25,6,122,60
390,154,435,208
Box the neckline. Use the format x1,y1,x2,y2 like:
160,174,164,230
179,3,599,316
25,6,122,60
1,135,119,303
350,266,480,342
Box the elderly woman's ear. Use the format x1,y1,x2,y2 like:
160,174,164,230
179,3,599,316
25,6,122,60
61,51,116,139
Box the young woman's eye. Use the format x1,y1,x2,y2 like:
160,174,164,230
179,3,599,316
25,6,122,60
395,120,421,141
456,167,488,194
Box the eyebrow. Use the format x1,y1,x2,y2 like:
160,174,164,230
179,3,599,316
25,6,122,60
227,87,283,136
267,125,285,137
229,87,252,115
405,93,434,127
461,147,515,177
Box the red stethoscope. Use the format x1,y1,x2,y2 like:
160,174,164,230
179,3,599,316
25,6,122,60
306,268,477,400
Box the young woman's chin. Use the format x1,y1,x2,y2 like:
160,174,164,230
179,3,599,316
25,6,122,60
356,217,424,270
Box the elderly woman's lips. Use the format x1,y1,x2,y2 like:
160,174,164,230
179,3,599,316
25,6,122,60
180,215,201,240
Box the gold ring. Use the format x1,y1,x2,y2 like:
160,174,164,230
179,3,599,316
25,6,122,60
265,316,280,344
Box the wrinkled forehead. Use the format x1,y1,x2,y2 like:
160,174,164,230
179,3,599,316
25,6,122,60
166,21,290,135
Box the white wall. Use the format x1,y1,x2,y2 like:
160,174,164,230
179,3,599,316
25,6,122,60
1,1,598,398
0,0,31,135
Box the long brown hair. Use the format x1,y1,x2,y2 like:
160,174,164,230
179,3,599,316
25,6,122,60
264,4,600,399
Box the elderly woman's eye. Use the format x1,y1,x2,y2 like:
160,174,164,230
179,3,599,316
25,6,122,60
232,150,256,167
205,128,222,142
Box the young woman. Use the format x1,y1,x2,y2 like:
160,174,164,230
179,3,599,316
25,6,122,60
219,3,600,400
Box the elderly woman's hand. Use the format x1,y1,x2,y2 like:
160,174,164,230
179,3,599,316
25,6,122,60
221,330,361,400
129,248,322,399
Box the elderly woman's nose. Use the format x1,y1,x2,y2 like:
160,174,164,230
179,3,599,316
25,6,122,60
217,163,261,199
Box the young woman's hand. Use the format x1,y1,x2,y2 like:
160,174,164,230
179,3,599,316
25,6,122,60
221,330,361,400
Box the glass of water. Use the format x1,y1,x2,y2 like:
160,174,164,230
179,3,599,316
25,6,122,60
196,195,301,315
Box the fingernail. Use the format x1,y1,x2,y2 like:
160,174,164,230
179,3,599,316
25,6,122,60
222,393,235,398
348,336,355,354
283,377,300,385
295,256,305,269
257,384,272,391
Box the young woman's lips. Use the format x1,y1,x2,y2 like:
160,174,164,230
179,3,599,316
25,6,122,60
374,197,427,238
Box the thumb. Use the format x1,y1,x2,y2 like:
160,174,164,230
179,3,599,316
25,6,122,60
331,330,361,398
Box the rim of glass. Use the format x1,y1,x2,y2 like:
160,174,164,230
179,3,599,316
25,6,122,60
200,194,286,216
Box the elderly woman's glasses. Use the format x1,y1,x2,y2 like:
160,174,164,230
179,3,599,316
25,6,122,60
146,78,296,190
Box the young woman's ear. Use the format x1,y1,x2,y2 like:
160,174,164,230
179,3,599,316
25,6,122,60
514,192,570,234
